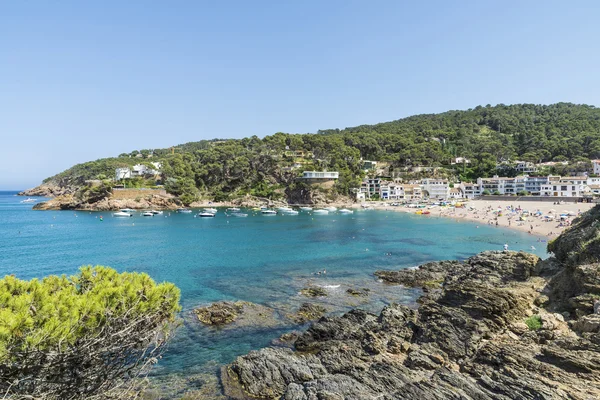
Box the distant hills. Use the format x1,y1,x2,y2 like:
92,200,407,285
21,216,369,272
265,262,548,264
35,103,600,203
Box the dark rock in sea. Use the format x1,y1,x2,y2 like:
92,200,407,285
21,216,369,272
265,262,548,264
221,205,600,399
346,287,370,297
288,303,327,324
300,286,327,298
194,302,242,325
194,301,281,329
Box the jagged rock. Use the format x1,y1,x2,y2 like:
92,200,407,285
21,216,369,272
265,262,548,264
289,303,327,324
223,206,600,399
300,287,327,298
574,314,600,333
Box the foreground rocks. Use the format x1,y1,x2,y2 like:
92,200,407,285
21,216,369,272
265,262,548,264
222,206,600,399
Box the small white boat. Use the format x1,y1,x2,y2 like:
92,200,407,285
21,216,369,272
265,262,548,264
120,208,136,213
20,198,36,203
324,206,337,212
261,209,277,215
299,206,313,211
198,212,216,218
227,207,241,212
278,206,293,212
203,208,218,214
285,210,299,215
142,211,154,217
339,209,354,214
232,213,248,217
150,210,163,215
177,208,192,213
313,209,329,215
113,211,133,217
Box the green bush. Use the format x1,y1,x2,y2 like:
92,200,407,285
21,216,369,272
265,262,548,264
0,266,181,399
525,315,542,331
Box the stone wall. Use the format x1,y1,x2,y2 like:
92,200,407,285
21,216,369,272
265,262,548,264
111,188,167,199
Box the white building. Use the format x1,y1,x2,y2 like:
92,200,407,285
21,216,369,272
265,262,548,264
115,167,131,180
459,182,480,199
448,188,463,199
302,171,339,180
451,157,471,165
515,161,538,174
421,179,449,199
541,176,588,197
592,160,600,175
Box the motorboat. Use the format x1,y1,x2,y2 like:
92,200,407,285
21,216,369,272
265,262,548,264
120,208,136,213
227,207,241,212
260,206,268,210
142,211,154,217
261,209,277,215
231,213,248,217
278,206,293,212
313,209,329,215
20,198,36,203
338,209,353,214
299,206,313,211
251,207,261,211
279,207,297,214
203,208,218,214
285,210,299,215
150,210,163,215
177,208,192,213
113,211,133,217
198,212,216,218
324,206,337,212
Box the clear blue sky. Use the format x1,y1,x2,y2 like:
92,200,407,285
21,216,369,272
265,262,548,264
1,1,599,190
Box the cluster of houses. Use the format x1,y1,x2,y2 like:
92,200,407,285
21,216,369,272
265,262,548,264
356,175,600,201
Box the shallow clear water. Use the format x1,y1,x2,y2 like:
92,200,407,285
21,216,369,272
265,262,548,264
0,191,548,391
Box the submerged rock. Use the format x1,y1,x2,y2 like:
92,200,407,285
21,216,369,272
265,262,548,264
346,287,370,297
194,301,280,329
300,286,327,298
288,303,327,324
223,206,600,399
194,302,242,325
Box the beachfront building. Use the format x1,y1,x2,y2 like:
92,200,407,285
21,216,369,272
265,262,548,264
131,163,161,177
421,179,449,200
541,176,588,197
459,182,480,199
448,188,463,199
115,167,132,181
360,178,381,198
524,176,549,195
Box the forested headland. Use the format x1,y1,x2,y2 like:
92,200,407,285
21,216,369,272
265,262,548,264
33,103,600,204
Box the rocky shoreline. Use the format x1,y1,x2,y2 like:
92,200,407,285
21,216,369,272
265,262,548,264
219,206,600,399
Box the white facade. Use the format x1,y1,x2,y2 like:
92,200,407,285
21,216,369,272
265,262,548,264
541,177,588,197
302,171,339,179
515,161,538,174
421,179,449,199
115,167,131,180
592,160,600,175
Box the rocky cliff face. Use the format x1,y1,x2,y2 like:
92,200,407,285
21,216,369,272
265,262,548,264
221,207,600,399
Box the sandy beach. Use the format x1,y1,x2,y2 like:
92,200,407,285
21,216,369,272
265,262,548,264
361,199,595,239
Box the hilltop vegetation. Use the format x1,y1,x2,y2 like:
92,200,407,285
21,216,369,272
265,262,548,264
35,103,600,203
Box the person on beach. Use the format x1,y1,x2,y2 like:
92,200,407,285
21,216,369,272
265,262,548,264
503,243,509,251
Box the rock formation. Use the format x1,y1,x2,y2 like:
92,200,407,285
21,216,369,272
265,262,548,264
222,206,600,399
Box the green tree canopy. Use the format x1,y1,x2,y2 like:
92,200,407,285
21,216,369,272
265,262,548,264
0,266,181,399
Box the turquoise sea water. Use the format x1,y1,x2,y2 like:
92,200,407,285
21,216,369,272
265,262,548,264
0,191,548,393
